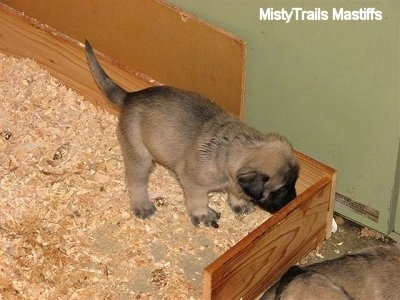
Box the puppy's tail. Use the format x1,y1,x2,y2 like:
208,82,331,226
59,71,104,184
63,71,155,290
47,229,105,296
85,40,127,105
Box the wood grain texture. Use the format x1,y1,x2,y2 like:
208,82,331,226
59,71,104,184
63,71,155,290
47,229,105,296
294,151,337,240
1,0,246,118
0,4,337,298
203,152,337,300
0,3,155,116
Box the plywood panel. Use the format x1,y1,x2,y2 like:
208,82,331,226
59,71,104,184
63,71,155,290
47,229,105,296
0,3,155,115
0,3,337,298
1,0,246,118
295,151,335,194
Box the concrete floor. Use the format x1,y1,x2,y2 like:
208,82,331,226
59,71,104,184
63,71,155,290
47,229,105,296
300,213,395,265
259,214,397,299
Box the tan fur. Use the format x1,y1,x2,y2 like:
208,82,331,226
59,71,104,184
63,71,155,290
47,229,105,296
85,41,299,227
262,245,400,300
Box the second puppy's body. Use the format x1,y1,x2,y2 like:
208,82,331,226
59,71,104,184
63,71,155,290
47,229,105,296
85,41,299,227
262,245,400,300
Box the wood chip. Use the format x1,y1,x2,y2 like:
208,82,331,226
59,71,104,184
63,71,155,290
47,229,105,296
0,52,271,299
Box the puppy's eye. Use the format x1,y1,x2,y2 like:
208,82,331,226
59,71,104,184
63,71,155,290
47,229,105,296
237,169,269,182
237,170,269,200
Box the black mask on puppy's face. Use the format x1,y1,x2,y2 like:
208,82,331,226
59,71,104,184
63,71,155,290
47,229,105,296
264,183,297,212
237,165,299,213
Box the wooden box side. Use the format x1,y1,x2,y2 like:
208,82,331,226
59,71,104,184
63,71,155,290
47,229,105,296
0,3,153,116
203,154,337,300
295,151,337,240
0,0,246,118
0,4,337,298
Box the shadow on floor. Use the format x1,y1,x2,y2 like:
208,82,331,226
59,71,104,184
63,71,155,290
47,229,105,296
301,213,395,265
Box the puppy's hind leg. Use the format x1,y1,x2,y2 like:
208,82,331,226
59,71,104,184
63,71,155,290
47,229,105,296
120,137,156,219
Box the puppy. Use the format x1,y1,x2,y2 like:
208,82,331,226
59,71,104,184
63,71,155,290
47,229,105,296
85,41,299,227
261,244,400,299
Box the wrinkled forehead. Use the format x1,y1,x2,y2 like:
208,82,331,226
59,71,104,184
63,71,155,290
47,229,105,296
267,173,286,187
268,162,299,186
245,145,299,180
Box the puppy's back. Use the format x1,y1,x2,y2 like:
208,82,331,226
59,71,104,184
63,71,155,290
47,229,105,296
262,245,400,300
85,39,226,122
306,245,400,299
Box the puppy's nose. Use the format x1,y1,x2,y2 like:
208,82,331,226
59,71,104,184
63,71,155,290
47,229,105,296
288,186,297,200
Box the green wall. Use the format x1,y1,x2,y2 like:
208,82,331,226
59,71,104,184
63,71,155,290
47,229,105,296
168,0,400,235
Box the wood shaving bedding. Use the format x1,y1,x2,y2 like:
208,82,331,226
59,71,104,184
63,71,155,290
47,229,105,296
0,52,271,299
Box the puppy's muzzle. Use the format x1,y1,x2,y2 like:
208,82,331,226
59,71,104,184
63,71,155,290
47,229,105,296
237,171,297,213
256,185,297,213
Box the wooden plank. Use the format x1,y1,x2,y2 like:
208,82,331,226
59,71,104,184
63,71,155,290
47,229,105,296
0,0,246,118
0,4,337,298
203,177,334,299
326,171,337,239
0,3,156,116
294,151,337,239
294,151,336,193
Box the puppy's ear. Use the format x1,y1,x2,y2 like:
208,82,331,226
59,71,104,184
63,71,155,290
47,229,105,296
285,162,300,185
237,169,269,200
276,266,308,298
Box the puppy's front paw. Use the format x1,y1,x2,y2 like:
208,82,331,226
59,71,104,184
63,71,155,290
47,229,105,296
228,193,255,216
230,201,255,216
133,202,157,219
190,208,221,228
